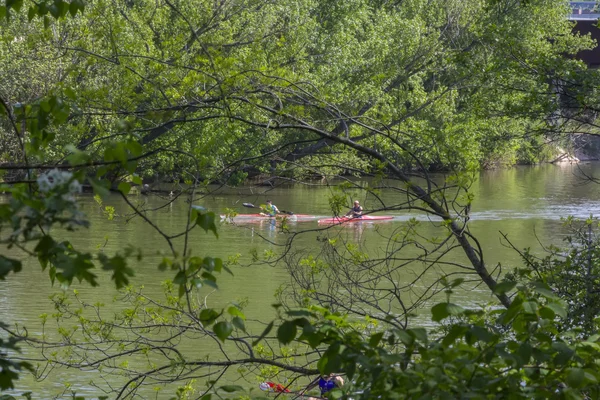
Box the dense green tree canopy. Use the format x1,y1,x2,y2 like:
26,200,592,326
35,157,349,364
1,0,594,181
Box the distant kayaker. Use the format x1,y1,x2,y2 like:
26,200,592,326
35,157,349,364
261,199,280,217
346,200,363,218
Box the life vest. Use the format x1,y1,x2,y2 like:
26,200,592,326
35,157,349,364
351,205,362,217
319,377,337,395
264,204,277,216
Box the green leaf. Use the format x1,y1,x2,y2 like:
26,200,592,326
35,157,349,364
469,326,495,343
65,144,90,166
277,320,297,344
6,0,23,12
197,212,218,238
223,265,234,276
252,321,274,346
409,328,428,344
501,295,524,324
219,385,243,393
40,100,51,112
48,3,59,18
552,342,574,366
98,253,134,289
27,5,36,21
396,330,414,346
442,325,467,347
450,278,464,288
431,303,464,322
118,182,131,196
191,278,202,288
566,367,585,388
232,316,246,332
199,308,220,325
532,282,558,300
173,270,187,285
546,302,567,319
522,301,538,315
89,178,110,199
227,306,245,320
494,280,517,295
203,278,218,289
369,332,384,347
446,303,465,316
201,271,217,284
213,321,233,342
431,303,449,322
131,175,143,185
69,1,78,16
64,87,76,100
0,256,22,279
539,306,555,320
323,354,342,376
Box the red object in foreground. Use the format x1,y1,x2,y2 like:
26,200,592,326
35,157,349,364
220,213,316,222
260,381,291,393
317,215,394,224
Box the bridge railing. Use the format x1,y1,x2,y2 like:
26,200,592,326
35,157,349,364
570,1,600,20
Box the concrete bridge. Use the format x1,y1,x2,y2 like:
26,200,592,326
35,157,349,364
570,2,600,66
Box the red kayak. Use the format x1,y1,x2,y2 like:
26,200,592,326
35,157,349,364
220,213,317,223
318,215,394,224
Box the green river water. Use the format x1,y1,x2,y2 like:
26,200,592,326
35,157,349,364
3,163,600,399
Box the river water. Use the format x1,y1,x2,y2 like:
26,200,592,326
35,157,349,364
3,163,600,398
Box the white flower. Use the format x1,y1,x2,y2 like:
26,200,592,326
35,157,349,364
36,174,53,193
68,179,82,194
37,169,80,195
47,169,72,186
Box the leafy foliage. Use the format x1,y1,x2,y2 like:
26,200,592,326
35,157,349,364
508,217,600,335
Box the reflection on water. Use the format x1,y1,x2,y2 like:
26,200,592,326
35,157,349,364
4,163,600,396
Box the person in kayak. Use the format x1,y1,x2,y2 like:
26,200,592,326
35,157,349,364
301,373,345,399
261,199,280,217
346,200,363,218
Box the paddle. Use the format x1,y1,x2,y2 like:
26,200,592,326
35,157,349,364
242,202,295,215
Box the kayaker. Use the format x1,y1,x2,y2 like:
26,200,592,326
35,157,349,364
346,200,363,218
261,199,280,217
301,373,345,399
259,381,290,393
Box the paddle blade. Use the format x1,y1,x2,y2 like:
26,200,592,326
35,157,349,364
242,203,257,209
